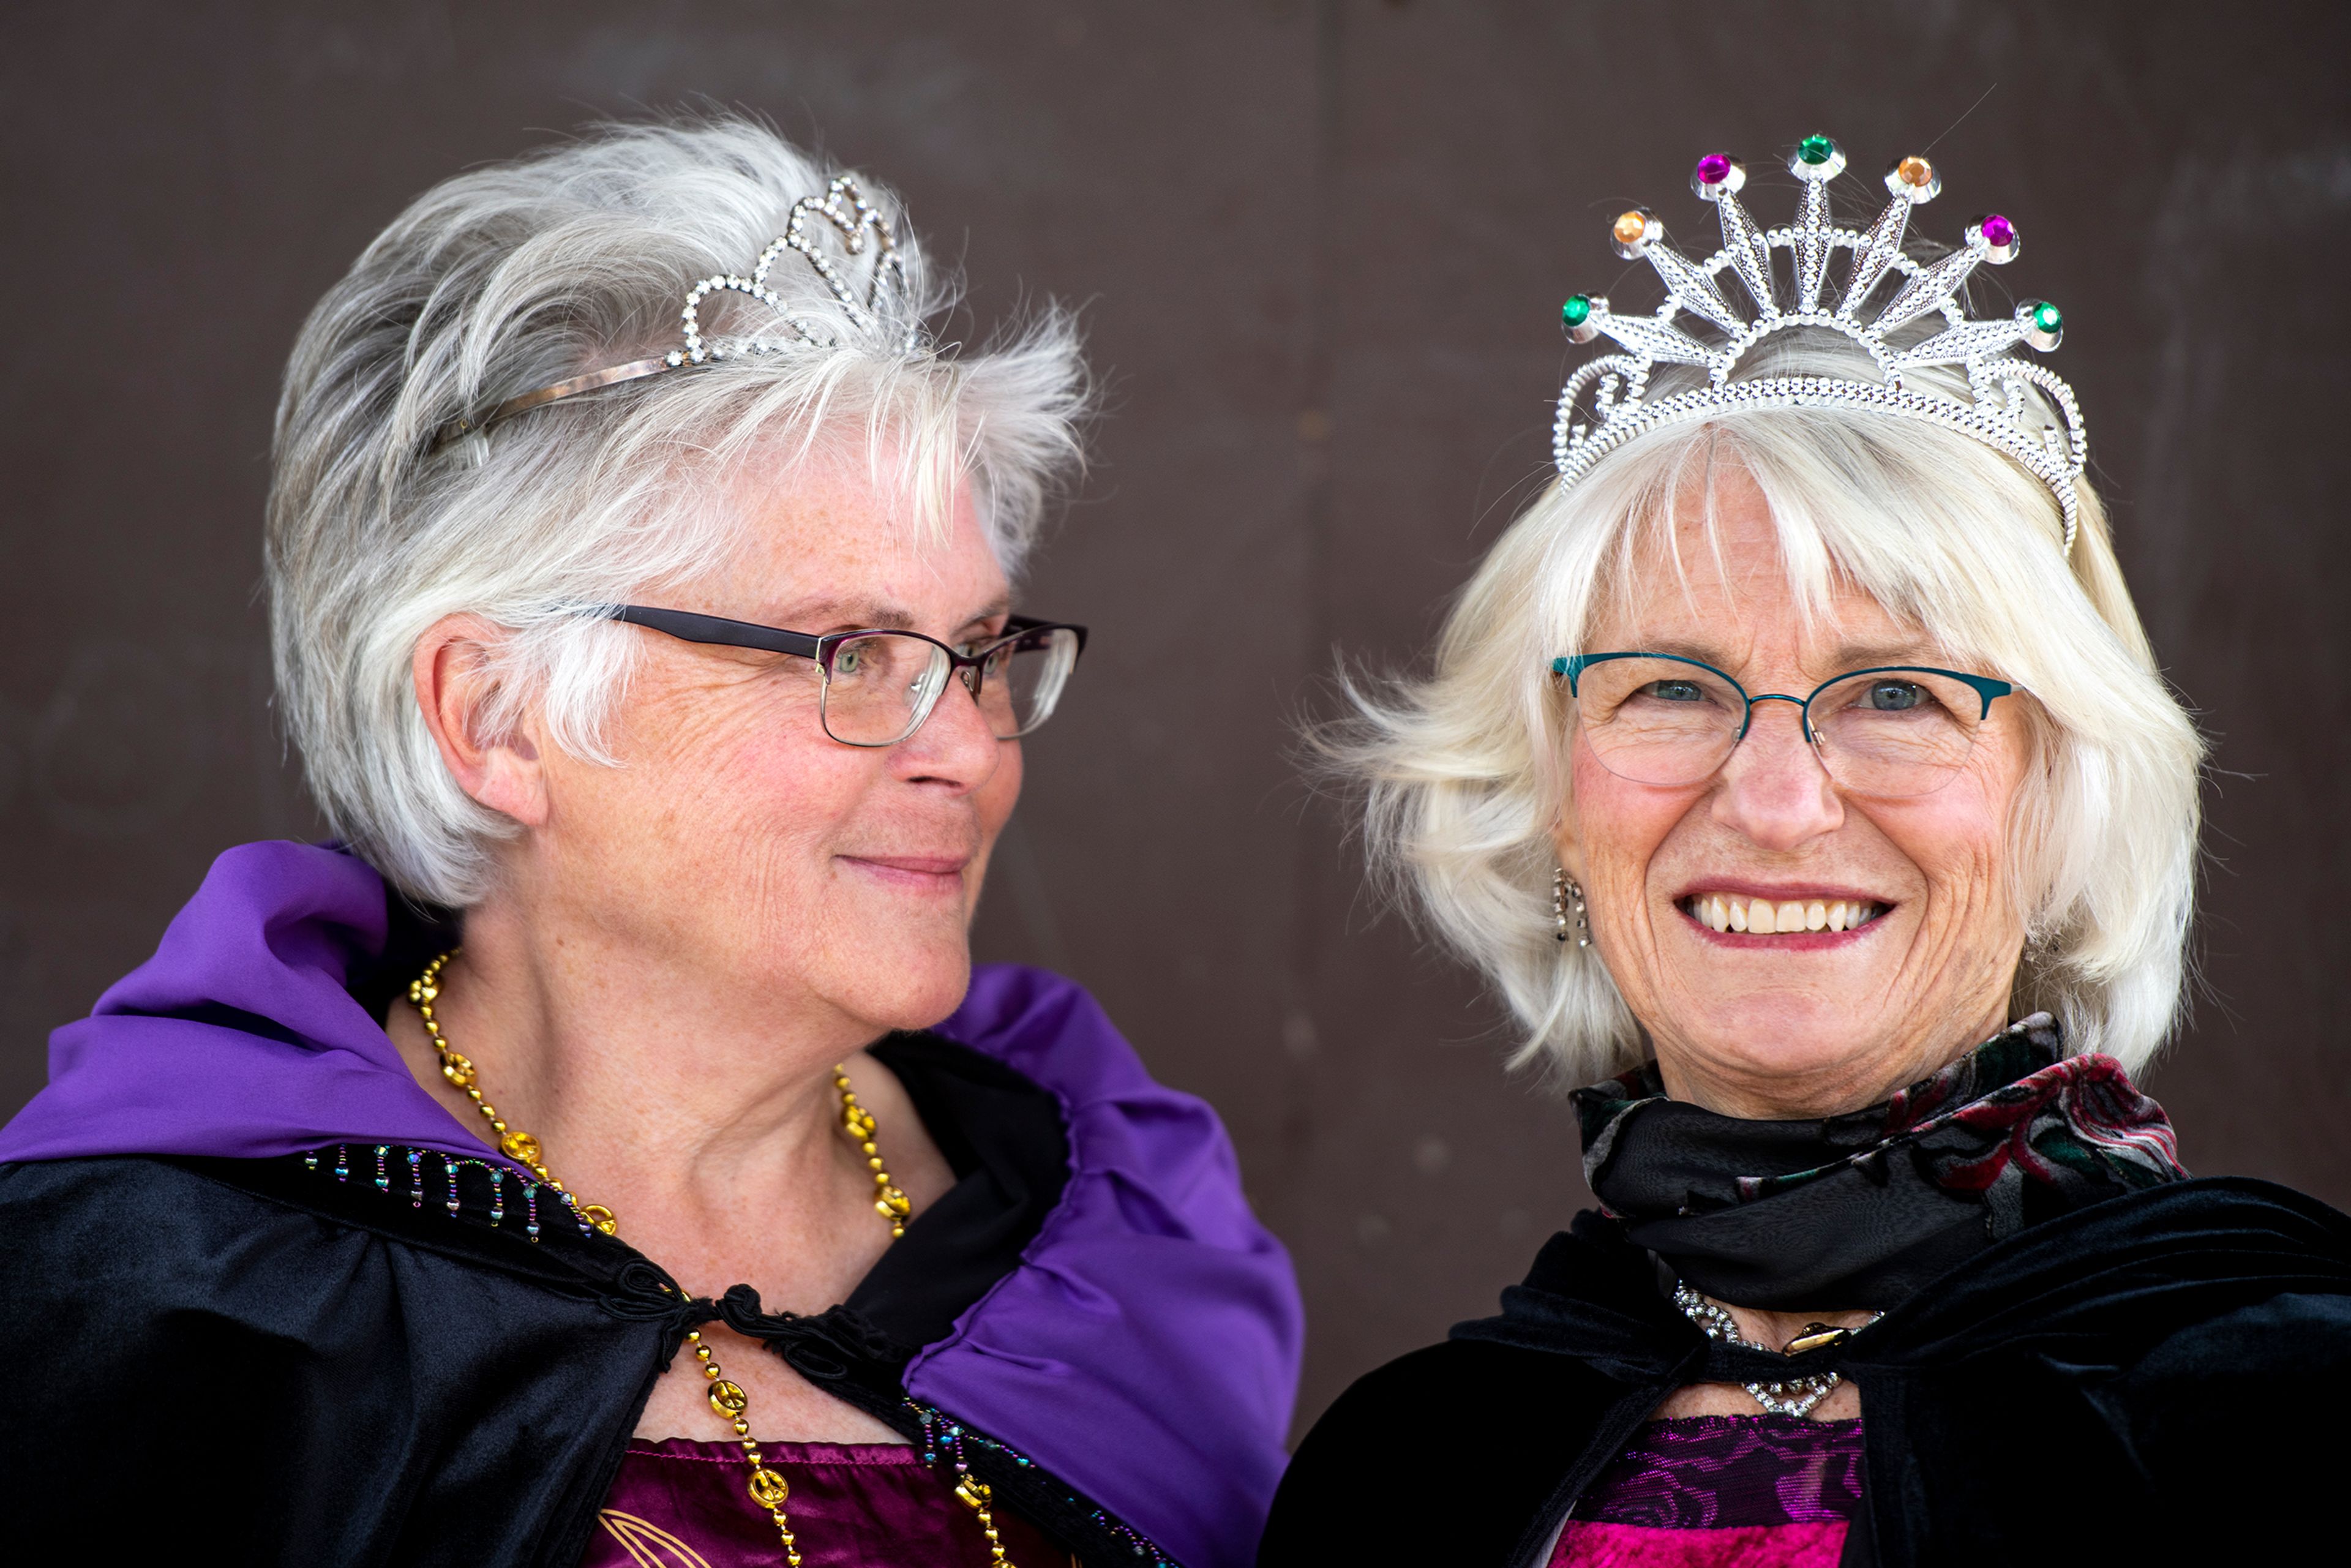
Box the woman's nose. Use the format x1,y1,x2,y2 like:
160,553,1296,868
895,666,1003,785
1711,700,1845,850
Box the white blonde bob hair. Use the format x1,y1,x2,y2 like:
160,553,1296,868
268,118,1087,908
1333,330,2202,1082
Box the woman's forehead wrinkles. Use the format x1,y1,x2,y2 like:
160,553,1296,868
753,595,915,631
754,593,1012,634
1607,595,1939,678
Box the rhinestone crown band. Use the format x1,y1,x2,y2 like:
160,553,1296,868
1552,135,2085,552
437,174,920,448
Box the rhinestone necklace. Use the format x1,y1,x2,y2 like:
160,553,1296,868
1672,1283,1881,1420
405,949,1012,1567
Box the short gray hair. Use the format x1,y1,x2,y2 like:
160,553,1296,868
1328,331,2203,1081
268,118,1088,907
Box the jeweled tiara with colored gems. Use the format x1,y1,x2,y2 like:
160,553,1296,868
1551,136,2085,552
434,174,921,450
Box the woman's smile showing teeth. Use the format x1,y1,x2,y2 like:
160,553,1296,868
1677,892,1887,936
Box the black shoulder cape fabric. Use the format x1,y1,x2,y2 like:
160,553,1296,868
0,1031,1105,1566
1259,1179,2351,1567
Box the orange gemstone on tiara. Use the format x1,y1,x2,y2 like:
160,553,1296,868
1896,156,1935,188
1611,210,1648,246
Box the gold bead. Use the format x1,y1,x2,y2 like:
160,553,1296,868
499,1130,540,1163
748,1468,791,1508
709,1379,749,1416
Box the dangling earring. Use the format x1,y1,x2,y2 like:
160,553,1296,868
1552,868,1590,948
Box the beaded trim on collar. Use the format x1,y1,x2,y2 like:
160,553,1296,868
302,1142,593,1241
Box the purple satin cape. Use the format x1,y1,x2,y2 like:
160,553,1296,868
0,840,1303,1568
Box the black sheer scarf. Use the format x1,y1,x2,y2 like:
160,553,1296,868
1572,1015,2188,1310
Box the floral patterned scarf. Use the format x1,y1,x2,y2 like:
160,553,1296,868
1571,1015,2188,1311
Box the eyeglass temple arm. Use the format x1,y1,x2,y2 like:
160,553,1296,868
605,605,823,659
610,603,1089,666
1830,665,2015,720
1002,615,1089,656
1551,651,1678,698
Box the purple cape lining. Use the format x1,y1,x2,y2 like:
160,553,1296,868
0,840,1301,1568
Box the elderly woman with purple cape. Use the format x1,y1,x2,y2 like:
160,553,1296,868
0,120,1299,1568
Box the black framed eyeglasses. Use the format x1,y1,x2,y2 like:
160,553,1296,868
607,604,1087,748
1551,650,2016,798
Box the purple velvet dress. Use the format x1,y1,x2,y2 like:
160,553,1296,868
585,1439,1073,1567
1550,1415,1865,1566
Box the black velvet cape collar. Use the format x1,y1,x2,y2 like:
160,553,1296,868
1260,1177,2351,1567
0,1032,1168,1567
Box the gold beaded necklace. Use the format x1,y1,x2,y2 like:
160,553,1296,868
405,948,1015,1567
409,950,617,1233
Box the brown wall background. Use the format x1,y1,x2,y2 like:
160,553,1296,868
4,1,2345,1436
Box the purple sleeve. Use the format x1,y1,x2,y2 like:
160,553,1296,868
912,964,1303,1568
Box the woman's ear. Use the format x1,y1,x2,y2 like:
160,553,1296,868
411,615,550,828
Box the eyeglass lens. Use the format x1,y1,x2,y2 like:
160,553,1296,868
1571,656,1989,798
819,626,1082,746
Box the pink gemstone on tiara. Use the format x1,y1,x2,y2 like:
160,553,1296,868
1981,214,2016,248
1695,154,1734,185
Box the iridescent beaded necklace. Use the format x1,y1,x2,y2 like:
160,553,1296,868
406,949,1011,1567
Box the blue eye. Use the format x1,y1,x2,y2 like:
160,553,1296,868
1859,680,1927,711
1643,680,1708,703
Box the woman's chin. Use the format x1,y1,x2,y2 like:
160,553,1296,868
820,945,975,1036
1660,996,1903,1100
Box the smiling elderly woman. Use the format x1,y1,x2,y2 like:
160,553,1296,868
0,120,1300,1568
1260,138,2351,1566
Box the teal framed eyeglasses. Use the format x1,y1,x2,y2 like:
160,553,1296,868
1550,651,2016,798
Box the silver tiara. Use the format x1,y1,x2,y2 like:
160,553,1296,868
1551,137,2085,552
436,174,920,448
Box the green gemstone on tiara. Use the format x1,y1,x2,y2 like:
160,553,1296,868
2031,301,2063,334
1797,134,1837,166
1561,294,1593,328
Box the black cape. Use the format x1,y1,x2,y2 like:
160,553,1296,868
0,1031,1134,1566
1260,1177,2351,1566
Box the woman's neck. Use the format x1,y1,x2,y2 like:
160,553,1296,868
383,892,953,1308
